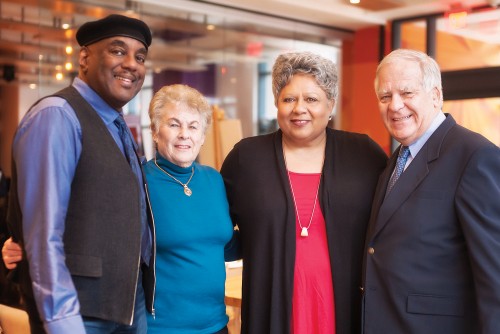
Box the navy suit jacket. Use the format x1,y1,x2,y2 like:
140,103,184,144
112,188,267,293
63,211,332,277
362,114,500,334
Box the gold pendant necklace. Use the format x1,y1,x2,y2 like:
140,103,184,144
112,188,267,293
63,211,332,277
154,158,194,196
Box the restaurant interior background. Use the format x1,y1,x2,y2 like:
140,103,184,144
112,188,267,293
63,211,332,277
0,0,499,174
0,1,499,333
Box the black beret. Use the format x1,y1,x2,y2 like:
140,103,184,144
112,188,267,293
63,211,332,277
76,14,152,49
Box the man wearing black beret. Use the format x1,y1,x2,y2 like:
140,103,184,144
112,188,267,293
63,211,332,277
5,14,155,334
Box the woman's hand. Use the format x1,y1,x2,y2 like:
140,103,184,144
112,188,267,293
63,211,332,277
2,237,22,269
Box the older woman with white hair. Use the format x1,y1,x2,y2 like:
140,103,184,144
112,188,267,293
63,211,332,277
144,84,239,334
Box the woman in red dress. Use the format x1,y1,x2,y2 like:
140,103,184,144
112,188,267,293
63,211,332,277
221,51,387,334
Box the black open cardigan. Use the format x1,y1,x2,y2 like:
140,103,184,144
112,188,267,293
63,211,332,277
220,128,387,334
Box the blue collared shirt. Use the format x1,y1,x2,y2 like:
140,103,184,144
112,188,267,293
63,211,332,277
404,112,446,169
13,77,150,334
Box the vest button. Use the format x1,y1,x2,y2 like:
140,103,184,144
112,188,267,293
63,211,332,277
368,247,375,255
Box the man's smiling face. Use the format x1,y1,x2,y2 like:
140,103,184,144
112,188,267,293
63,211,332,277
376,59,441,146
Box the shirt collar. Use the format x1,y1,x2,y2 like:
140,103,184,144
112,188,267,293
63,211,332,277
408,112,446,158
72,77,121,126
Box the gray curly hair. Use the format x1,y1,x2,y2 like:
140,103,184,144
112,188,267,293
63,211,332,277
272,51,338,106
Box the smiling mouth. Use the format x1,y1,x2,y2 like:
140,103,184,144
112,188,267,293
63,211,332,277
393,115,412,121
292,120,309,124
115,75,134,84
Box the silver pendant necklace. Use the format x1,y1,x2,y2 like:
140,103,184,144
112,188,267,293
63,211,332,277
154,158,194,196
283,152,322,237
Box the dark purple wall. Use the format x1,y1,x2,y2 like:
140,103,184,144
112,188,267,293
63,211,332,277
152,63,216,97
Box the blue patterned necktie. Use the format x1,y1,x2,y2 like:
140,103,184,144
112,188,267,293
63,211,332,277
114,115,139,167
386,145,410,194
114,115,150,263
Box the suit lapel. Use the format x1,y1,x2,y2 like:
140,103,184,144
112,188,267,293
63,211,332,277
365,155,393,238
373,151,429,235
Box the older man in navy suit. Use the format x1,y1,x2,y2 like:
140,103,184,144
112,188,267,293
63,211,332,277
362,49,500,334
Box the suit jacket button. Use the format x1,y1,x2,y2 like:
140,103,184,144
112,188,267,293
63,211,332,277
368,247,375,254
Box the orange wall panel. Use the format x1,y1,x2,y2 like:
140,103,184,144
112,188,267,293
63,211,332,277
341,26,391,154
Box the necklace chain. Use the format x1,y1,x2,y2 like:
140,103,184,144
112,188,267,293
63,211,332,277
283,151,323,237
154,158,194,196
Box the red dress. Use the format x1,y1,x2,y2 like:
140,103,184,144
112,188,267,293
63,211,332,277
288,171,336,334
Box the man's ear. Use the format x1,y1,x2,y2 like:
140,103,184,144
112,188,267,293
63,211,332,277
432,87,442,108
79,47,89,73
